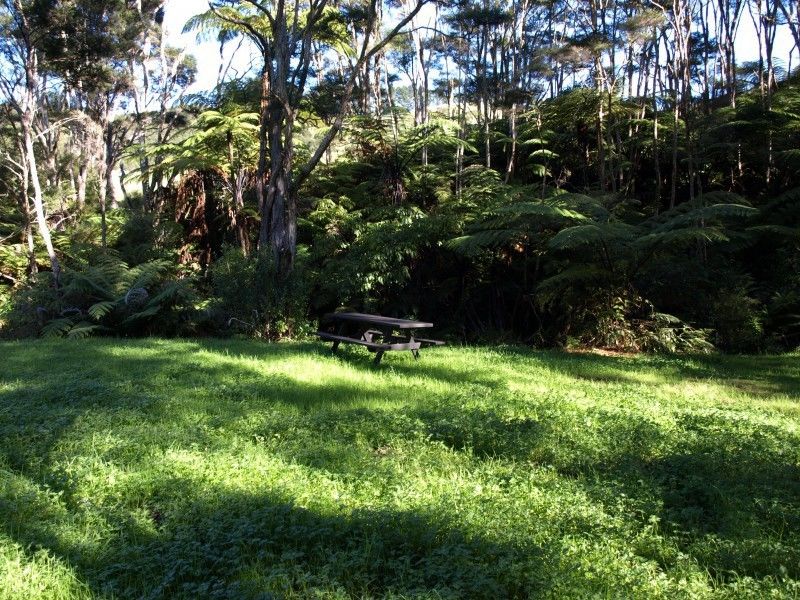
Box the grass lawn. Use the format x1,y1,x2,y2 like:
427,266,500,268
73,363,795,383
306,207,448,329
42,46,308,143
1,339,799,599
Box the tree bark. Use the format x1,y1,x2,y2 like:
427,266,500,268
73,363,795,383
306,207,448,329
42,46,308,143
17,35,60,285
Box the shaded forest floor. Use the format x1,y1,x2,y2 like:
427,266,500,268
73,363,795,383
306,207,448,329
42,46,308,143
1,339,799,598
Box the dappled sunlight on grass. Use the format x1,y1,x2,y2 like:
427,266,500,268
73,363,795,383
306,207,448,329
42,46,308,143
1,338,799,597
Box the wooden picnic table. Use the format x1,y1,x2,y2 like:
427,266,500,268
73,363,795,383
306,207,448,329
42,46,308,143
316,312,444,365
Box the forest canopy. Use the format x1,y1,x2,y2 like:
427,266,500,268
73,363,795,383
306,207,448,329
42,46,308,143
1,0,799,353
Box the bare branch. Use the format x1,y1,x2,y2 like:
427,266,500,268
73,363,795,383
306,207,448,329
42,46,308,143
295,0,432,188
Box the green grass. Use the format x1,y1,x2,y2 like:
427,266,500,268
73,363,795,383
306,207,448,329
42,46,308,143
1,339,799,599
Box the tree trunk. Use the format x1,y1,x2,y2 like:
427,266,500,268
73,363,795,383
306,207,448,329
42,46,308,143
76,161,88,211
15,140,37,276
20,48,60,285
505,105,517,184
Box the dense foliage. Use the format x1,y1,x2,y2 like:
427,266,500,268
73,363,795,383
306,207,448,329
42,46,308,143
1,0,799,352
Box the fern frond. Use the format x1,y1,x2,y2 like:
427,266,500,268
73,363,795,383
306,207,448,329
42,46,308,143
550,192,611,219
88,301,117,321
648,203,755,232
144,281,195,308
72,276,116,299
125,259,172,291
67,322,102,339
41,318,74,338
448,229,524,254
530,149,559,159
121,306,161,326
748,225,800,238
537,265,612,302
634,226,731,248
495,202,589,220
549,223,636,250
529,163,547,177
760,187,800,219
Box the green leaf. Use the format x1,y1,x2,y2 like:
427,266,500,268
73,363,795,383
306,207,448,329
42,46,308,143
88,301,117,321
41,318,74,338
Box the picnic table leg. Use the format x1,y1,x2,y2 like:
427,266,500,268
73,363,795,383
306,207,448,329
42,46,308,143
409,334,420,360
331,322,348,352
371,326,392,365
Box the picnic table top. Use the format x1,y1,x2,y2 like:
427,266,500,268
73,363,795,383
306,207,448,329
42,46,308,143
326,312,433,329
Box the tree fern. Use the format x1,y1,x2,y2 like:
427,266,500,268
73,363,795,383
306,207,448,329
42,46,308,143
38,255,197,338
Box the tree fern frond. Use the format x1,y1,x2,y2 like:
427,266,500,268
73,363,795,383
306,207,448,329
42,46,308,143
530,149,559,159
696,191,751,206
125,259,172,291
64,274,116,300
775,149,800,169
760,187,800,218
144,280,195,309
121,306,161,326
493,202,588,221
748,225,800,238
549,223,636,250
88,301,117,321
537,265,612,301
529,163,547,177
41,318,74,338
448,229,524,254
519,137,549,146
67,322,102,339
647,203,755,232
634,226,731,248
549,192,611,219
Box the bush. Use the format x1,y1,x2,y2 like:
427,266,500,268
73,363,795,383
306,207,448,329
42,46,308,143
765,290,800,350
115,213,185,265
209,247,312,339
567,290,714,354
0,276,61,339
2,253,200,339
711,286,766,352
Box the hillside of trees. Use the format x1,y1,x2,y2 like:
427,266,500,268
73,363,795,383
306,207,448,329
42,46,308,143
1,0,799,353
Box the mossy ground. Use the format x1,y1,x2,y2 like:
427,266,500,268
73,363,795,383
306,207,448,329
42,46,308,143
1,339,798,598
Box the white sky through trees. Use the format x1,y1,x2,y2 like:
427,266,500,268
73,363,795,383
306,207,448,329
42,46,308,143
166,1,795,97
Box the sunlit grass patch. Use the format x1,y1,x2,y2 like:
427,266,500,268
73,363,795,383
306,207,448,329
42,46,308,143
0,533,92,600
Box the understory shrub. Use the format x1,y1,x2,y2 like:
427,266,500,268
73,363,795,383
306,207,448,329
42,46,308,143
209,247,312,339
2,253,199,338
562,290,714,353
711,286,766,353
765,289,800,349
0,285,13,334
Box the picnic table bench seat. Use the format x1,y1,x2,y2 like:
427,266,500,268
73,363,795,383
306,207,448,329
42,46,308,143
414,338,446,347
315,331,391,351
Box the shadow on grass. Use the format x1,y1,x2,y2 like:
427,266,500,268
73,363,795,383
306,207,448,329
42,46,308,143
1,473,555,598
578,445,800,582
0,339,557,596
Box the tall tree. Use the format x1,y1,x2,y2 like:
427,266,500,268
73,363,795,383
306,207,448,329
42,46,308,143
0,0,61,285
203,0,431,276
